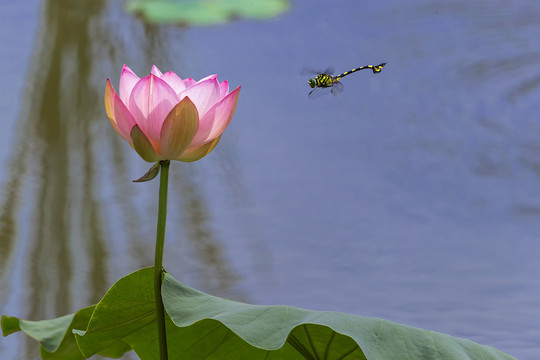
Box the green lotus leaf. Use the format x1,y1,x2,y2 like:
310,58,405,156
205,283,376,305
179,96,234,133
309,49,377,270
161,273,517,360
2,267,517,359
1,305,130,359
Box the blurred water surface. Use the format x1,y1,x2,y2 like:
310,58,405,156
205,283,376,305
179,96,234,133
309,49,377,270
0,0,539,359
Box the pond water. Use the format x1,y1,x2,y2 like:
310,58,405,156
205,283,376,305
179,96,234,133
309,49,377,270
1,0,539,359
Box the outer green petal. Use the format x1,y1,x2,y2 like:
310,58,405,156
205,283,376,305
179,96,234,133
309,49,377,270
159,97,199,159
177,136,221,162
132,161,161,182
130,125,161,162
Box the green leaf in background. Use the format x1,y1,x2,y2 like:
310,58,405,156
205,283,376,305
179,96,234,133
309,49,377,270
2,267,517,359
125,0,290,26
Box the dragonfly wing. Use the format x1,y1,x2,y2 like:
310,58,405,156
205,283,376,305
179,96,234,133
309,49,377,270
331,81,344,96
322,67,334,75
301,66,334,76
308,86,331,99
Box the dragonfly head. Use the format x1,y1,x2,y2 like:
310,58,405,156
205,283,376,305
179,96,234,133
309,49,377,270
308,78,317,88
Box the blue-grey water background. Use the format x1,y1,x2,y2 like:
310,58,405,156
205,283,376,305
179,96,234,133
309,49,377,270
1,0,539,359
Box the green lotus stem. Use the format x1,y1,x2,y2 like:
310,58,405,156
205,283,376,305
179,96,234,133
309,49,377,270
154,160,170,360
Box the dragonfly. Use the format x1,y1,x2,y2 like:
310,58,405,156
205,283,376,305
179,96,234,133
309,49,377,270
307,63,387,98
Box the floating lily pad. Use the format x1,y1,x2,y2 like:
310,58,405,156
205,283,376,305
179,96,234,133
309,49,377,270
125,0,290,26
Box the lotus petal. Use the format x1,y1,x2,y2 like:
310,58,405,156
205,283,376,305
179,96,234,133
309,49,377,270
150,65,163,77
191,86,240,147
130,125,160,162
128,74,179,148
119,65,139,106
219,80,229,98
160,97,199,159
178,77,221,117
178,136,221,162
183,78,196,89
105,79,136,142
161,71,187,94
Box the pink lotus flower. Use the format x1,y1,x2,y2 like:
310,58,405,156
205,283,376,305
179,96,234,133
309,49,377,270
105,65,240,162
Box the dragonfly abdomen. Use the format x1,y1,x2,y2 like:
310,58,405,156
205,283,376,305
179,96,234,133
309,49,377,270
336,63,387,80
